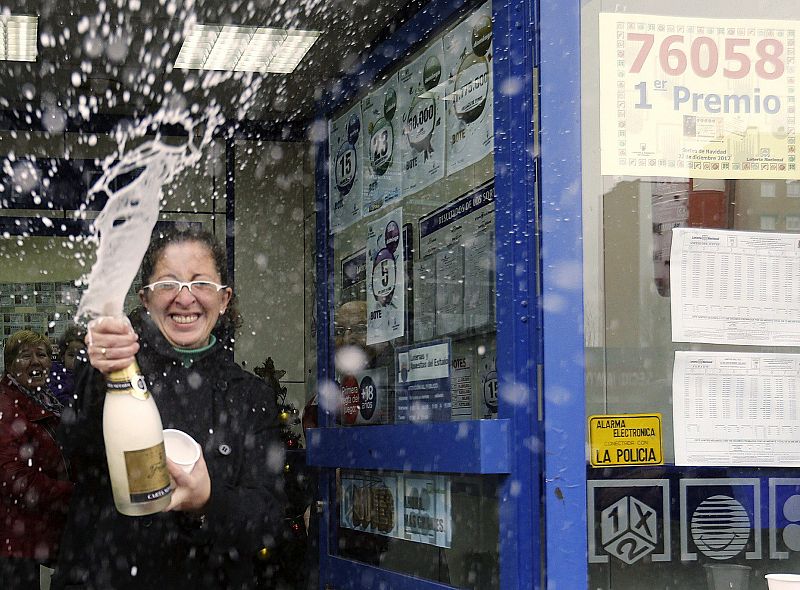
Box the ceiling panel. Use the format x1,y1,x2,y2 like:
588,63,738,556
0,0,426,128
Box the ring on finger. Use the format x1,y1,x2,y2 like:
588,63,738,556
101,347,107,358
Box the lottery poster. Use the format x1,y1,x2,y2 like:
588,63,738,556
366,208,405,345
362,75,402,215
444,1,494,175
600,13,798,179
395,340,452,423
340,249,367,304
340,367,389,426
398,41,446,197
402,474,452,548
340,471,401,539
339,471,453,548
328,103,364,233
475,340,497,419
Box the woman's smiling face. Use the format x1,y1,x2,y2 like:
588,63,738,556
10,343,51,390
139,240,232,350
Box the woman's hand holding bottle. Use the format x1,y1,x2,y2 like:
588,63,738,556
86,316,139,375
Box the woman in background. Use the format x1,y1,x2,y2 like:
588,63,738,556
53,228,286,590
0,330,73,588
49,325,87,405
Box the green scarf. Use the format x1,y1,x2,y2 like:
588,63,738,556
173,335,217,368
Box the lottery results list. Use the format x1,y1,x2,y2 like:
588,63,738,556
673,351,800,466
670,228,800,467
670,228,800,346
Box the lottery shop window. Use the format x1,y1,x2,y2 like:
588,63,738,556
583,0,800,587
327,1,498,428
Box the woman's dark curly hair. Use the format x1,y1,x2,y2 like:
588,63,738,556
139,226,242,344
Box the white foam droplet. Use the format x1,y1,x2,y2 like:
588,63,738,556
334,346,368,375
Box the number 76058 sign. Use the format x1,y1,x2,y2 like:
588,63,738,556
616,21,792,117
600,15,797,178
626,33,785,80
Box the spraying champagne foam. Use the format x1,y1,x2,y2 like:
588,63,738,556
76,106,221,322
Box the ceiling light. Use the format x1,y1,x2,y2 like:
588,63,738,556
175,24,320,74
0,15,38,62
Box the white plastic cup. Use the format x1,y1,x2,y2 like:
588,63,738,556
705,563,750,590
766,574,800,589
162,429,201,473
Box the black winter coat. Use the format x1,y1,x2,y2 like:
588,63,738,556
52,312,286,590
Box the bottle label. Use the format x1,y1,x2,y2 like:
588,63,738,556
124,443,172,503
107,373,150,401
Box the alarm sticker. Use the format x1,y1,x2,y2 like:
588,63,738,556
589,413,663,467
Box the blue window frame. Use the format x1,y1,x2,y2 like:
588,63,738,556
306,0,564,588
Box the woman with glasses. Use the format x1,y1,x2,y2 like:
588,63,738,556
53,228,285,590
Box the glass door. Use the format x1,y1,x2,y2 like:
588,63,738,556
307,0,540,588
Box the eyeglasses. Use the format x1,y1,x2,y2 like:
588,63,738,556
334,324,368,337
143,280,228,297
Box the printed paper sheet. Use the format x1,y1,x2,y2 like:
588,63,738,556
674,351,800,466
670,228,800,346
414,181,495,341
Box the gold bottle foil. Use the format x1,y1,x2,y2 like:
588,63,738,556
107,362,150,401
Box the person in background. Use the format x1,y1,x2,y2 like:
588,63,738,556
49,325,87,405
301,299,391,429
0,330,73,589
52,228,286,590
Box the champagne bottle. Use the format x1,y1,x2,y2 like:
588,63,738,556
103,361,172,516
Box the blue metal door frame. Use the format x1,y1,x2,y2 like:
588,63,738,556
538,0,588,588
492,0,540,587
310,0,589,588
